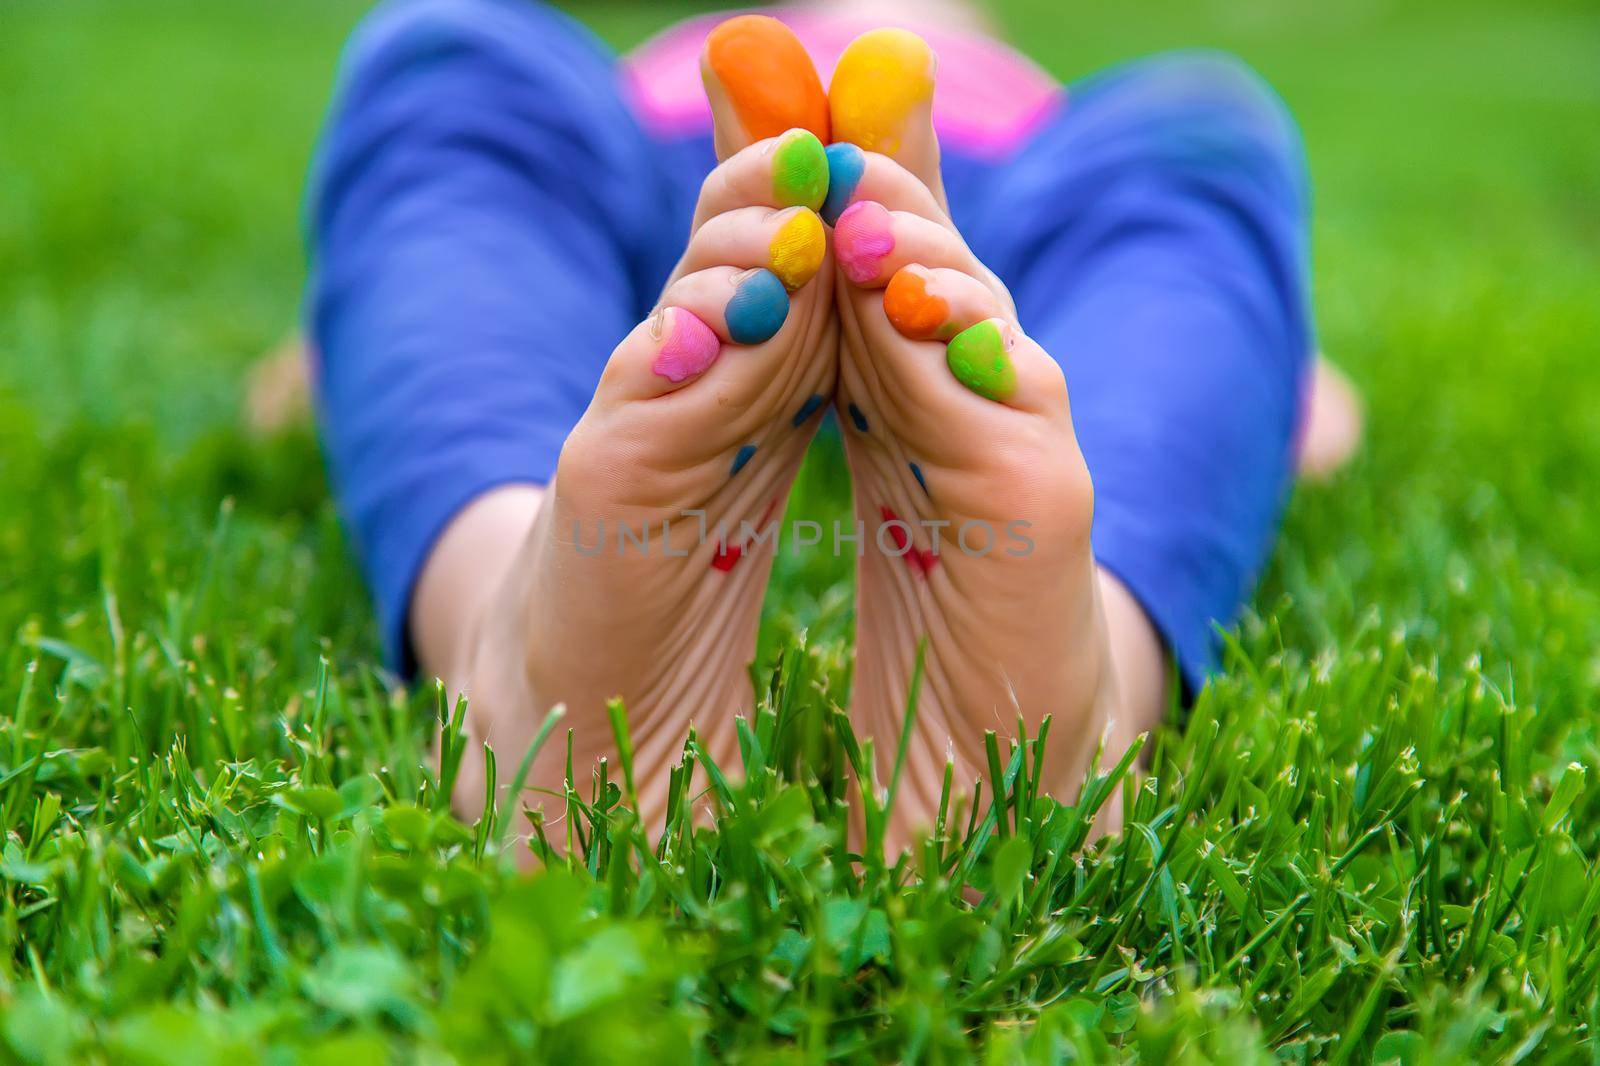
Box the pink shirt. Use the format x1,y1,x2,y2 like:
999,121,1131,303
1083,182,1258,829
622,7,1063,158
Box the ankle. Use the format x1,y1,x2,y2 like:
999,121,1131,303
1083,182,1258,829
412,485,546,684
1095,569,1170,751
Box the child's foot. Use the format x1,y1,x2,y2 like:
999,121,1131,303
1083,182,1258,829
456,17,835,831
827,31,1115,838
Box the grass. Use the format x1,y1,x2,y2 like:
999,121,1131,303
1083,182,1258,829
1,0,1599,1060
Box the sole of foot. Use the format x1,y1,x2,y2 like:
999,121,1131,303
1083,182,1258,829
454,17,837,836
827,29,1115,845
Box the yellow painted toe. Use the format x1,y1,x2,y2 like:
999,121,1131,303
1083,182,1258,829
828,28,936,157
769,209,826,289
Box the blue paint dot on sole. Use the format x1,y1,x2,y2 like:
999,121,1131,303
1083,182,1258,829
730,443,757,477
848,403,870,433
792,393,825,427
909,461,929,494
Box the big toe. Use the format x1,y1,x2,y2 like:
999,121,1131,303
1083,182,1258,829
828,28,943,204
702,15,830,160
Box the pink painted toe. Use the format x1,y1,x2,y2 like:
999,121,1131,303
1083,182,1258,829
651,307,721,382
834,201,895,284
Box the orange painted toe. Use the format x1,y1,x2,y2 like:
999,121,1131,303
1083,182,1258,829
704,15,830,144
884,267,952,341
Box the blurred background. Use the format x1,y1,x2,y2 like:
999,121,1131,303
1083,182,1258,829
0,0,1597,683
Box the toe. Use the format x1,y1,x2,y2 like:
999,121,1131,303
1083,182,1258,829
944,319,1017,402
840,309,1068,452
692,129,830,230
768,208,828,290
702,15,829,159
724,270,792,346
660,267,791,348
828,28,943,205
601,272,827,432
824,145,947,227
884,265,1002,342
599,306,723,400
678,205,828,292
821,142,868,226
768,129,830,213
834,201,989,289
945,319,1068,415
600,266,799,402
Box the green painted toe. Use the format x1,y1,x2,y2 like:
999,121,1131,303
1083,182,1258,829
771,130,829,211
945,320,1017,401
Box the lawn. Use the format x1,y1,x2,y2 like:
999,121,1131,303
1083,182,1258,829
1,0,1598,1060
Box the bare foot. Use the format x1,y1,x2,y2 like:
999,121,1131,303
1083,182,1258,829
1296,355,1364,479
825,31,1117,840
244,334,312,434
452,17,836,831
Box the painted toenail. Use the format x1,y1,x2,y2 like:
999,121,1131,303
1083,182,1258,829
909,461,928,494
834,201,894,284
730,443,757,477
768,209,826,289
771,130,828,211
821,143,865,226
651,307,721,382
830,29,936,156
725,269,789,344
946,319,1018,401
792,393,826,426
884,267,955,341
848,403,870,432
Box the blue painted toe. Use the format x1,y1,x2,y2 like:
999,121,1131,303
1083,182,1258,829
725,269,789,345
822,143,866,227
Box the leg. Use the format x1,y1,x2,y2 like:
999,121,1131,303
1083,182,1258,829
309,0,679,679
970,49,1313,698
